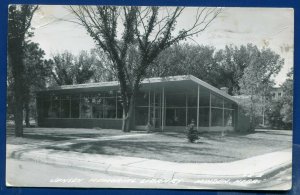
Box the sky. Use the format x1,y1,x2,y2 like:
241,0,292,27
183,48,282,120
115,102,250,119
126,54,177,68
30,5,294,86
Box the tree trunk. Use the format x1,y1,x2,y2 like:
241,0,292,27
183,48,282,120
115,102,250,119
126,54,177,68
14,88,24,137
122,96,135,132
24,101,30,127
10,40,25,137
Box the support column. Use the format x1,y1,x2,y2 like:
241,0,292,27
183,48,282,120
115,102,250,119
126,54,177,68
69,96,71,118
197,85,200,130
79,94,81,118
59,96,62,118
115,92,118,119
162,87,165,131
148,90,151,123
153,91,156,127
209,92,212,129
185,93,188,126
222,98,225,127
262,96,265,126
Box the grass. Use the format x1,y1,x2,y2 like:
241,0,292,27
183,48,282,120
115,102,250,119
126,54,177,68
45,130,292,163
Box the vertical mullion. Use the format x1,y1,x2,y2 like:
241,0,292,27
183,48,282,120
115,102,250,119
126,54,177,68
186,93,188,126
59,96,62,118
197,85,200,130
222,98,225,127
148,90,151,123
115,92,118,119
90,95,93,118
153,91,156,128
69,96,71,118
162,87,165,131
209,92,212,129
79,94,82,118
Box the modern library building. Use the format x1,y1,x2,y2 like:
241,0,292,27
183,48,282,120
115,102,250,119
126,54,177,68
36,75,249,132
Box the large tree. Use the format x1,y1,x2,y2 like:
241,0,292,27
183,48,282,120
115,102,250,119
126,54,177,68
238,46,284,131
147,43,220,87
22,42,52,127
214,45,252,95
50,50,99,85
69,6,221,131
266,68,293,129
280,68,293,129
8,5,39,137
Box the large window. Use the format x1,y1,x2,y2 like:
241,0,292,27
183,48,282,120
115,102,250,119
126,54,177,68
224,109,234,127
199,108,209,127
60,95,70,118
81,96,92,118
166,108,186,126
104,98,116,118
71,97,80,118
92,96,104,118
211,108,223,126
51,96,60,118
40,91,122,119
43,100,51,118
135,107,148,125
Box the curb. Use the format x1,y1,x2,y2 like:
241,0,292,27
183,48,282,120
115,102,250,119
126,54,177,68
8,149,292,182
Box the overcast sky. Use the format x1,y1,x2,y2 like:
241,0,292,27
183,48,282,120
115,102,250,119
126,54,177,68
30,5,294,86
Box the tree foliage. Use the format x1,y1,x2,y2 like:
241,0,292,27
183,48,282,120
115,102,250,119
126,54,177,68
238,46,284,131
50,50,101,85
147,44,220,87
280,68,293,127
214,45,252,95
266,68,293,129
23,42,52,126
69,6,222,131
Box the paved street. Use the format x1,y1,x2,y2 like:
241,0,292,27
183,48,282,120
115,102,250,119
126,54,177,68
6,158,292,190
6,159,194,189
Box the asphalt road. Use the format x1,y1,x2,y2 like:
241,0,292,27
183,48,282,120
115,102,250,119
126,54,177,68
6,158,292,190
6,159,191,189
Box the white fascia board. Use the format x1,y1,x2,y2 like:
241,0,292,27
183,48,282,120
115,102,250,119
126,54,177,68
39,75,239,104
188,75,238,104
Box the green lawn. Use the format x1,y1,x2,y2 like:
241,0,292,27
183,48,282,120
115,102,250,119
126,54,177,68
45,130,292,163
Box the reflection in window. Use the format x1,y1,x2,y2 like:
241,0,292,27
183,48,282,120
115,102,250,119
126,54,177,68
224,109,233,126
166,93,186,107
61,99,70,118
211,108,223,126
187,108,197,124
135,93,148,106
211,93,223,108
104,98,116,118
92,97,104,118
51,97,60,118
199,108,209,127
166,108,186,126
135,107,148,125
71,98,80,118
43,100,51,118
81,97,92,118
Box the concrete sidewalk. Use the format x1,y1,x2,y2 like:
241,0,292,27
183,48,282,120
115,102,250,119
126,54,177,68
6,143,292,182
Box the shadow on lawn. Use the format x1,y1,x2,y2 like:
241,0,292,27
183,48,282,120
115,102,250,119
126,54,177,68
255,131,292,136
23,134,72,141
45,139,236,163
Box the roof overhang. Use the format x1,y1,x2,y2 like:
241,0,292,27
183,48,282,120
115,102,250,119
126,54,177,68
38,75,238,103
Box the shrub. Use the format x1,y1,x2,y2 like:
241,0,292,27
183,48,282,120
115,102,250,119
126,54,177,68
186,120,198,143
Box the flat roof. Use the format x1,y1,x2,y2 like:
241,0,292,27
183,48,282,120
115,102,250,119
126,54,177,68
39,75,238,103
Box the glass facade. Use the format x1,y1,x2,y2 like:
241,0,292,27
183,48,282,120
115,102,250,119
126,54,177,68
40,91,122,119
38,85,236,130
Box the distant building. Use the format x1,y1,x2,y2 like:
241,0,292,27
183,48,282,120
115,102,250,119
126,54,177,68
270,87,284,101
